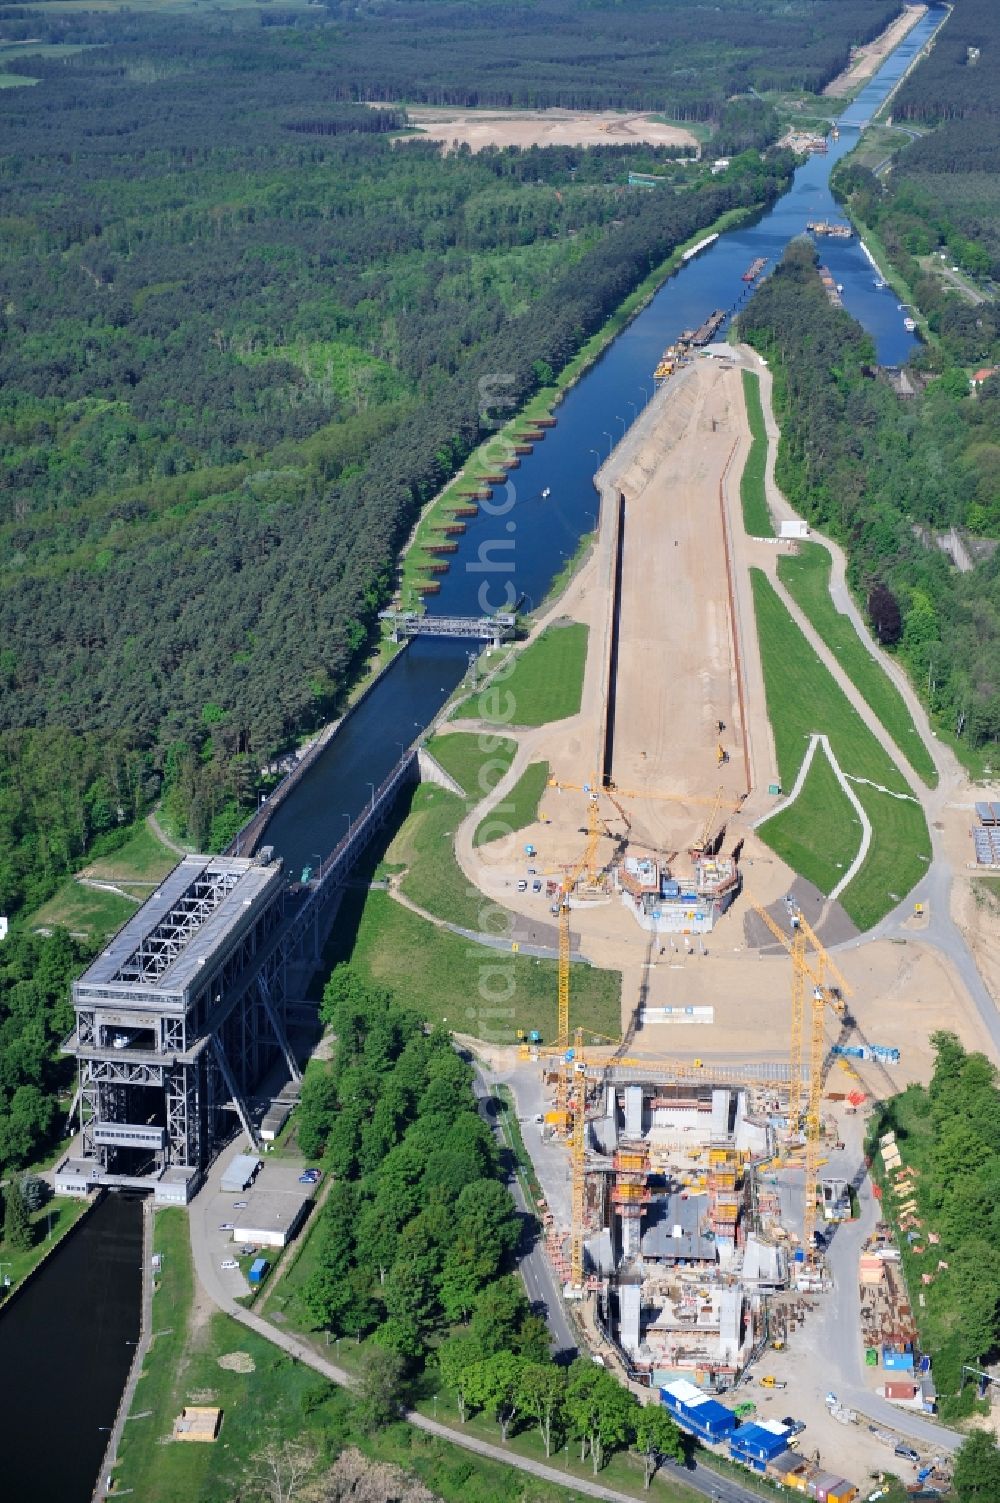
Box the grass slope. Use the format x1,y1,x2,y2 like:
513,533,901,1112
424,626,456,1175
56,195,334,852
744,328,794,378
777,542,937,787
755,741,862,895
475,760,550,847
395,785,484,930
751,570,930,929
475,622,588,727
327,888,620,1044
425,730,516,797
739,369,773,537
29,878,138,941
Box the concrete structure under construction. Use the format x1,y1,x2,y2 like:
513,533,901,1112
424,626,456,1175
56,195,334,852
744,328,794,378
582,1081,787,1390
63,852,295,1197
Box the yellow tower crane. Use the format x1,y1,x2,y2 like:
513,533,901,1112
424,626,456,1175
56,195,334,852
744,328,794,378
751,899,853,1257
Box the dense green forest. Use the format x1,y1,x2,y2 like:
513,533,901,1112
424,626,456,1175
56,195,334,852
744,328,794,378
0,929,88,1170
294,968,683,1479
738,240,1000,756
874,1034,1000,1412
835,0,1000,291
0,4,806,917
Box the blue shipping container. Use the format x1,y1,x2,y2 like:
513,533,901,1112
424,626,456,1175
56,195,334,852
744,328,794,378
249,1257,270,1285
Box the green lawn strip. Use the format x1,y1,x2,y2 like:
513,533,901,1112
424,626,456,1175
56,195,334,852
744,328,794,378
327,888,621,1043
396,785,485,930
425,730,516,797
750,570,930,929
776,542,937,787
0,1196,91,1293
756,743,863,895
412,1394,701,1503
465,622,589,727
475,760,550,847
739,369,773,537
28,876,138,940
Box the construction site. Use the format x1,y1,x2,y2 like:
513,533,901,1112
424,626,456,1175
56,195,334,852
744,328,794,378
451,346,996,1495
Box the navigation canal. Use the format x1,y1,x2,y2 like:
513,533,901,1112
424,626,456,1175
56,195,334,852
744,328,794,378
0,1194,142,1503
263,3,948,877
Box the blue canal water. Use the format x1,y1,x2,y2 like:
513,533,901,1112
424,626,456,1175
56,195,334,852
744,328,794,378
264,4,948,878
0,1194,143,1503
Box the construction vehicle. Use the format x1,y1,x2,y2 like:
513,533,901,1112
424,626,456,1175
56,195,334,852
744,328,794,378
759,1376,787,1390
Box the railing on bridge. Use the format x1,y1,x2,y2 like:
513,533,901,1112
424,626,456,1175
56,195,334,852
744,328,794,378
282,748,419,957
378,608,516,644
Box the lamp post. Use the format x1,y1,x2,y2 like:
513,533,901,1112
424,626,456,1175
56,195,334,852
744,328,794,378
616,414,627,437
602,430,612,456
312,852,322,881
627,399,637,419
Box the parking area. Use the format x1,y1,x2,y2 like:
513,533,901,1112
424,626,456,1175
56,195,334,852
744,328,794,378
204,1149,319,1296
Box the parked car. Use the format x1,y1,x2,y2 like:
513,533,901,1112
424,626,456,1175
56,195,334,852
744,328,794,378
298,1173,317,1184
517,879,528,892
233,1200,248,1208
532,879,542,893
219,1222,234,1230
781,1417,806,1435
894,1444,920,1464
220,1259,238,1270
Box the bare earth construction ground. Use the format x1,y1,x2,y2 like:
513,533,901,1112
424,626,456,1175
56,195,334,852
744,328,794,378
450,352,997,1099
823,3,927,98
397,107,700,155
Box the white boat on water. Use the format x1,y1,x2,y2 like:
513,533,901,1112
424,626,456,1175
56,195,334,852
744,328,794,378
541,487,551,498
874,278,885,290
903,316,916,332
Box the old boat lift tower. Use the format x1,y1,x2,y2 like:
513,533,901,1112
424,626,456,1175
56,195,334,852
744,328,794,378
62,750,420,1200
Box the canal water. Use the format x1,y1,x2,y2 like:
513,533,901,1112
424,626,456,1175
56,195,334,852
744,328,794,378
264,3,947,877
0,1193,142,1503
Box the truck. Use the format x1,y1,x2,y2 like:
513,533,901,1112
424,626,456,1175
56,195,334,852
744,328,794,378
248,1257,270,1286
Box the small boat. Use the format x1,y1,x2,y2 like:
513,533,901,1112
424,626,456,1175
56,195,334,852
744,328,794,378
836,283,844,294
903,316,916,332
874,278,885,290
541,487,551,499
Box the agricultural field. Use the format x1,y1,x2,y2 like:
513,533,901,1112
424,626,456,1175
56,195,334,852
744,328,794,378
751,570,931,929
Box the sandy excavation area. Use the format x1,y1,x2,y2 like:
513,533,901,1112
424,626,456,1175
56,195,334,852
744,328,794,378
823,4,927,98
399,107,700,154
455,353,996,1088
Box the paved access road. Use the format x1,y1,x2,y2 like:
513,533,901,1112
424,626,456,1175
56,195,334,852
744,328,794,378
471,1062,579,1360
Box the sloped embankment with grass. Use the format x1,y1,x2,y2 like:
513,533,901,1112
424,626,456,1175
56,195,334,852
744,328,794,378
751,570,930,929
739,369,774,538
777,543,938,788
